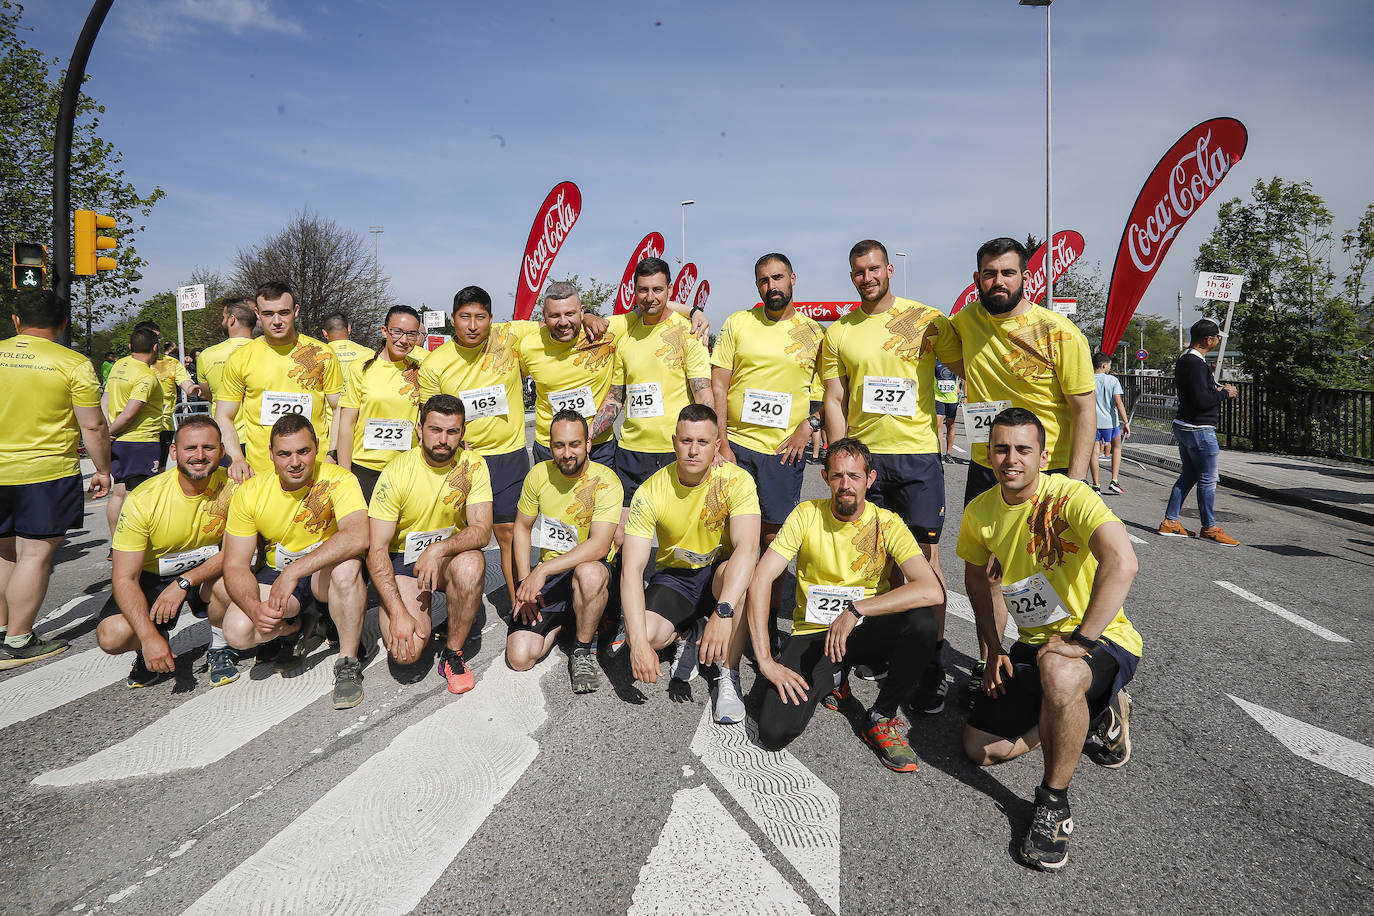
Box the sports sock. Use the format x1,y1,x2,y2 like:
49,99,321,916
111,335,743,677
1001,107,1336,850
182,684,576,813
1039,781,1069,808
573,640,592,655
5,632,32,649
210,626,228,650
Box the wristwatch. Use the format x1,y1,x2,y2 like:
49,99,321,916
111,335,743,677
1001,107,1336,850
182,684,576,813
807,413,823,431
715,602,734,619
845,600,863,621
689,304,704,317
1068,625,1098,651
175,576,193,592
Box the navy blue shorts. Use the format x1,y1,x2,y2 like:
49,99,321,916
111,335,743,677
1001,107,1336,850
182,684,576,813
531,438,617,469
614,447,675,506
964,463,1068,508
483,448,531,524
98,570,210,630
111,441,163,486
508,561,613,636
0,473,84,539
730,441,804,527
388,552,416,580
868,452,945,544
255,566,316,614
935,401,959,419
967,637,1140,742
644,562,721,629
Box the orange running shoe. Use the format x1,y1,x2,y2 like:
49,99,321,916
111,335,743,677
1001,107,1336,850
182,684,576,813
862,715,920,772
822,675,853,711
1200,526,1240,547
437,649,475,694
1157,518,1195,538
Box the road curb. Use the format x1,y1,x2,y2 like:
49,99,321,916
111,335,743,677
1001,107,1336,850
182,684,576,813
1125,447,1374,527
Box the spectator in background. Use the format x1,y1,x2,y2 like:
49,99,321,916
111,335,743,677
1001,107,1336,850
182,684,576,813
1090,353,1129,495
101,350,116,385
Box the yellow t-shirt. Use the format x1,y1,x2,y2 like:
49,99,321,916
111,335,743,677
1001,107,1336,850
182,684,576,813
328,339,373,394
769,499,923,637
934,302,1095,469
368,446,492,555
711,307,824,454
106,356,164,443
112,467,238,575
417,322,528,455
197,336,254,439
0,334,102,485
218,335,344,472
818,297,952,455
956,472,1142,656
624,462,759,569
153,355,191,431
517,315,628,447
610,310,711,454
341,355,423,471
516,459,623,563
225,462,367,570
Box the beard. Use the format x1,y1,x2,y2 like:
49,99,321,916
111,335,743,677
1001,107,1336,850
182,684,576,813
177,460,215,482
556,454,588,478
981,284,1024,315
423,443,455,464
764,289,792,312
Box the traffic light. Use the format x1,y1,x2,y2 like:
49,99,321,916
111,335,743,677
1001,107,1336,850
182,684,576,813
11,242,47,291
73,209,117,275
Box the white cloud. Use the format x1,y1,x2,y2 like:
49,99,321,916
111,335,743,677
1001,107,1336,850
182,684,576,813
118,0,301,43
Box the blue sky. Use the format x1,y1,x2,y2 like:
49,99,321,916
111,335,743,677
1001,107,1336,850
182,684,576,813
22,0,1374,335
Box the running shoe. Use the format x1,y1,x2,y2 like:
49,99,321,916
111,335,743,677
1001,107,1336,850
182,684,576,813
126,652,169,689
1086,690,1132,768
852,662,888,682
206,646,239,687
569,650,600,695
822,674,853,711
1200,525,1240,547
0,633,69,670
437,648,475,695
960,659,986,709
862,715,920,772
1107,479,1124,495
273,609,323,671
912,663,950,715
670,618,704,683
1022,786,1074,871
713,668,745,724
1157,518,1196,538
332,656,364,709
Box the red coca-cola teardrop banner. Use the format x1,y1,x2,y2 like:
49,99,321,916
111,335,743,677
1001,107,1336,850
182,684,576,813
669,262,698,304
691,280,710,312
513,181,582,321
950,229,1085,316
614,232,665,315
1101,117,1247,352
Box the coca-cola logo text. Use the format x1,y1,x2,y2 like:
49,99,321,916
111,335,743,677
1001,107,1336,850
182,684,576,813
1127,131,1236,273
616,233,665,313
522,189,579,292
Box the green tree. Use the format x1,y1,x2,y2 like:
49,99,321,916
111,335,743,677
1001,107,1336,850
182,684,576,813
0,1,165,342
1342,203,1374,345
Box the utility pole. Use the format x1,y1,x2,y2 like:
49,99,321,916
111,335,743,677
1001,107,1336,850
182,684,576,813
1177,291,1184,353
369,226,384,316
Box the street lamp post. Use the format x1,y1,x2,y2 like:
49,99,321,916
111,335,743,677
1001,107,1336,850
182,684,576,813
679,200,695,265
894,251,908,297
1021,0,1052,307
368,226,384,315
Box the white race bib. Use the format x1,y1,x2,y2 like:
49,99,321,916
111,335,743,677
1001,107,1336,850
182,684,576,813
534,515,579,553
936,379,958,395
548,385,596,418
403,526,455,566
861,376,917,417
272,540,320,572
673,546,718,567
805,585,865,626
157,544,219,579
363,418,413,451
1001,573,1072,630
260,391,312,426
626,382,664,419
963,400,1013,444
741,388,792,429
459,384,509,420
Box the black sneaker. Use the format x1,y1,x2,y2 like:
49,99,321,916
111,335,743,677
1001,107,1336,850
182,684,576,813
852,662,888,682
273,609,323,671
126,652,169,689
960,659,986,709
1086,690,1132,768
1022,786,1073,871
0,633,69,670
912,662,949,715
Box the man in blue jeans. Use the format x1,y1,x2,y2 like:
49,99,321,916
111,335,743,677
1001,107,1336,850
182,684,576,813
1158,319,1240,546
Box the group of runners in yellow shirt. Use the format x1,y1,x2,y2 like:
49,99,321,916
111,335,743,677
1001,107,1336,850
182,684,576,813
0,235,1143,872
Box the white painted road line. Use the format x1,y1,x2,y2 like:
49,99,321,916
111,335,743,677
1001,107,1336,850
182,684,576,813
1127,532,1147,545
945,591,1019,641
1229,695,1374,789
691,708,839,914
628,784,812,916
181,651,557,916
0,618,204,733
1214,581,1350,643
34,641,384,787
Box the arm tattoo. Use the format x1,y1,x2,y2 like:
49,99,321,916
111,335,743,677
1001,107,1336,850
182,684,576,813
589,385,624,439
689,377,712,405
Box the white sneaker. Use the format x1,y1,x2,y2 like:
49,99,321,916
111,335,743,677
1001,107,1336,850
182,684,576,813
713,667,745,724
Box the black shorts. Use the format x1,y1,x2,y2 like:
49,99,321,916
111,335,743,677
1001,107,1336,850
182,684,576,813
730,442,805,527
255,566,316,613
111,441,163,487
644,563,721,629
483,448,531,524
964,463,1069,508
159,428,174,463
531,439,618,469
935,401,959,419
507,561,613,636
615,447,675,506
0,473,84,539
98,570,210,630
967,638,1140,742
352,463,384,502
868,452,945,544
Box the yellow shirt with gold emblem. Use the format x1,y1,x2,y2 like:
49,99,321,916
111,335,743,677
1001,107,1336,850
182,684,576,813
225,462,367,569
218,335,345,472
152,355,192,431
956,472,1142,656
368,445,492,555
197,337,253,440
624,461,759,570
934,302,1095,470
610,310,712,454
106,355,164,443
417,322,529,455
769,499,923,637
0,334,102,485
112,467,237,575
517,315,628,448
517,459,623,564
341,355,423,471
818,297,952,455
711,307,824,454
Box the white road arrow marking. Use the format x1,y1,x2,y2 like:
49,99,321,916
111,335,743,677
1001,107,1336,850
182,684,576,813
1126,532,1147,545
1214,581,1350,643
1229,695,1374,789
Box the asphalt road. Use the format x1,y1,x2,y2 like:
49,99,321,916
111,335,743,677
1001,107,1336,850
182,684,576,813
3,439,1372,915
